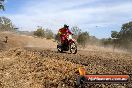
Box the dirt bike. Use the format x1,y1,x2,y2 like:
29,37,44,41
57,34,77,54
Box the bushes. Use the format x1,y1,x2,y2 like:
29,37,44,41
77,32,89,48
33,27,53,39
54,33,60,42
45,29,54,39
34,27,45,38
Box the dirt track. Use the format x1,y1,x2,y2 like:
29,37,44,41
0,47,132,88
0,32,132,88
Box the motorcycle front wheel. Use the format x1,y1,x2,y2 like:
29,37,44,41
70,42,77,54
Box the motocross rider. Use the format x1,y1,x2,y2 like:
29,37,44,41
58,24,72,45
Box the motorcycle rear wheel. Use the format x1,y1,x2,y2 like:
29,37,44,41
57,45,63,53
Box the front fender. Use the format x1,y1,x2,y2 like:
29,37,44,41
69,39,75,45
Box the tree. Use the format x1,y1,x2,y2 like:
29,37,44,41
119,21,132,49
34,26,45,38
71,26,81,39
77,32,89,48
111,31,119,39
71,26,81,36
111,31,121,50
120,21,132,41
0,0,5,11
110,21,132,50
0,17,16,31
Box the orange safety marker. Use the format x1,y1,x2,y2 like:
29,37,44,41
79,67,86,76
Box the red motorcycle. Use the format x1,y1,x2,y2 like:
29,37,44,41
57,33,77,54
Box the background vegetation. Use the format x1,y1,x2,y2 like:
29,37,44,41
0,17,16,31
102,21,132,51
0,16,132,51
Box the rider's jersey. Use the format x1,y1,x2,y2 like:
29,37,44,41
58,27,72,35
